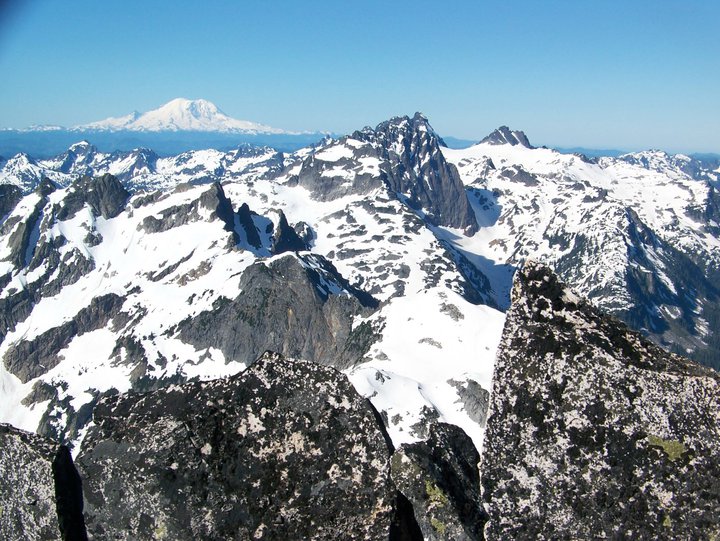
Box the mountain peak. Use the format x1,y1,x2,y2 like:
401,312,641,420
154,97,224,118
375,112,440,143
73,98,286,135
479,126,533,148
68,140,95,152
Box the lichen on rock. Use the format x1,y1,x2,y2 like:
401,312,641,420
76,352,396,540
481,260,720,540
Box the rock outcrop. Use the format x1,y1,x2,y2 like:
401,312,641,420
370,113,479,235
270,209,308,254
479,126,533,148
392,423,486,540
177,253,378,370
0,423,86,541
0,184,22,219
138,181,235,235
481,261,720,540
3,293,126,382
288,113,478,235
55,173,129,221
76,352,396,540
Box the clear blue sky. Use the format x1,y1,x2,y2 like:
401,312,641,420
0,0,718,152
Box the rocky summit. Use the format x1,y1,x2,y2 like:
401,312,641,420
481,261,720,540
76,352,397,540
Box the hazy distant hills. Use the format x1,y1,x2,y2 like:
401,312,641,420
3,99,718,161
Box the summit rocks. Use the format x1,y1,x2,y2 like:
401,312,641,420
481,261,720,539
76,353,396,540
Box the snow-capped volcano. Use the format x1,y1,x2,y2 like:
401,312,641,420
75,98,288,134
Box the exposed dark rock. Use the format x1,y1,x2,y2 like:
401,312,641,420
3,293,126,382
288,113,478,234
35,388,111,446
147,250,194,282
177,253,378,370
0,423,59,540
289,146,386,201
547,206,720,370
54,141,97,175
369,113,479,234
36,178,57,198
685,184,720,238
0,287,34,344
236,202,262,249
76,352,396,540
0,423,87,541
499,165,539,186
479,126,533,148
270,209,308,254
294,220,315,247
3,192,45,268
22,381,59,407
481,261,720,540
409,406,440,440
450,379,490,428
131,190,167,209
55,173,129,221
440,239,497,306
106,148,159,181
392,423,486,540
30,244,95,298
0,184,22,220
139,182,235,236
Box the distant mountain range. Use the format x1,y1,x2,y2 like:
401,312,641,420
0,98,329,156
6,99,717,160
9,98,290,134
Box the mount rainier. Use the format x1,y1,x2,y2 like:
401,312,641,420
0,98,327,157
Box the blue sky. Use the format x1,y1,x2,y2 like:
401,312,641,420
0,0,718,152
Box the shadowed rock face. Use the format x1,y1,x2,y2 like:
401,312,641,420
76,353,396,540
0,184,22,219
139,181,235,235
391,423,486,540
3,293,126,383
370,113,479,235
56,173,129,221
287,113,478,235
270,209,308,254
481,261,720,540
178,253,379,370
479,126,533,148
0,424,87,541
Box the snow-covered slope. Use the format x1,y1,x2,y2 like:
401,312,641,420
443,133,720,365
75,98,287,134
0,140,283,192
0,115,718,460
0,114,503,456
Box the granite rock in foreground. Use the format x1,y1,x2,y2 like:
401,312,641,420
391,422,486,540
482,261,720,540
76,352,396,540
0,423,86,541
